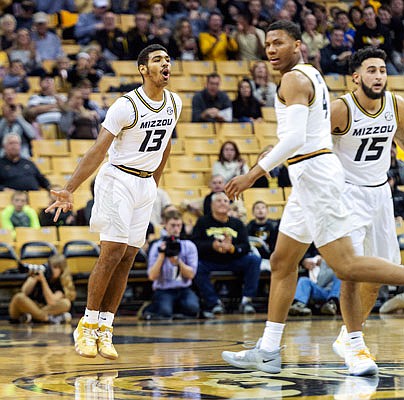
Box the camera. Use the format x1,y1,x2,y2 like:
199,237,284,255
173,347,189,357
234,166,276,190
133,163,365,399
160,236,181,257
18,262,46,275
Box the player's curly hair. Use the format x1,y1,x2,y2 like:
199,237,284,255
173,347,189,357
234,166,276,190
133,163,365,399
349,47,386,74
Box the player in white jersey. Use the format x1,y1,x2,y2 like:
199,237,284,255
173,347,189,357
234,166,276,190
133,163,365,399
45,44,182,359
330,48,404,371
222,20,404,376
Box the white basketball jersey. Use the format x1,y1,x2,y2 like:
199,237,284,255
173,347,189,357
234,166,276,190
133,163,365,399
275,64,332,157
102,86,182,171
333,91,398,186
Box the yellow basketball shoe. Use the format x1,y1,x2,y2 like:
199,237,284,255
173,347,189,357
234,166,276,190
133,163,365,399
73,317,98,358
97,325,118,360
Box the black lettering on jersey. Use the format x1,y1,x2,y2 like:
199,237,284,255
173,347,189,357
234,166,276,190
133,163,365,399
352,125,394,136
140,119,173,129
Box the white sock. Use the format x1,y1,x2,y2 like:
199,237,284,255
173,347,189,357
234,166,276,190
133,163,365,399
99,311,114,327
241,296,252,304
261,321,285,352
84,309,99,325
347,331,366,351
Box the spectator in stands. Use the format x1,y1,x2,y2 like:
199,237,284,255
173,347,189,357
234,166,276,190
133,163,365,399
312,4,332,35
353,0,381,13
85,43,115,78
389,141,404,185
0,133,50,191
110,0,137,14
348,6,363,30
335,10,356,49
167,17,201,61
31,12,64,62
2,59,30,93
199,12,238,61
7,28,44,76
126,12,164,60
76,179,95,226
67,52,101,90
354,4,399,75
39,185,75,226
232,78,263,123
191,72,232,122
0,103,36,158
301,13,328,71
320,26,352,75
50,55,72,93
212,141,249,184
0,14,17,51
9,254,76,324
77,79,107,122
15,0,36,31
203,174,225,215
248,0,272,31
60,88,100,139
282,0,298,24
36,0,76,14
234,11,266,61
180,0,207,37
249,60,276,108
149,2,173,47
288,244,341,316
1,87,24,114
192,192,261,316
378,4,404,73
27,74,67,126
1,190,40,232
247,200,279,260
140,210,199,320
74,0,109,46
390,0,404,19
96,11,128,61
150,188,171,227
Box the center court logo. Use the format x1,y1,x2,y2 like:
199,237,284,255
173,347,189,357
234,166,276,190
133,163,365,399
12,365,404,399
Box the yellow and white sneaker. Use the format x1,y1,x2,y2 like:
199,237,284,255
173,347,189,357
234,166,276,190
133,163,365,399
97,325,118,360
345,347,378,376
332,325,348,359
73,317,98,358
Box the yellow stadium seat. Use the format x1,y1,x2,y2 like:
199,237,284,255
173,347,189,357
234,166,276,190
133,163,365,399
165,188,201,206
219,75,238,92
32,157,52,174
169,155,211,172
177,92,194,108
28,190,50,213
51,156,79,175
171,138,185,155
324,75,347,91
232,137,262,155
388,76,404,91
62,44,81,56
215,122,254,138
40,123,61,139
31,139,69,158
168,76,204,92
178,107,192,122
46,173,71,187
181,60,215,76
163,172,207,188
111,60,141,78
216,60,250,76
69,139,95,157
261,107,277,122
243,188,285,207
176,122,215,138
0,228,14,245
118,13,135,31
184,138,221,155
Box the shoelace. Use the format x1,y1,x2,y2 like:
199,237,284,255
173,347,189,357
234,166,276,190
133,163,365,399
98,329,113,347
82,327,97,346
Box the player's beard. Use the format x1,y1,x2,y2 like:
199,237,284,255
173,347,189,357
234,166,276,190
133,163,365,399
361,80,387,99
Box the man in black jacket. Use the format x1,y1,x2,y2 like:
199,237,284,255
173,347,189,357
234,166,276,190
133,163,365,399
0,133,50,191
192,192,261,316
320,27,352,75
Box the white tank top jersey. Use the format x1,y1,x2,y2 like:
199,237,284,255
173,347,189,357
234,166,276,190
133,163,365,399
101,86,182,171
333,91,398,186
275,63,332,157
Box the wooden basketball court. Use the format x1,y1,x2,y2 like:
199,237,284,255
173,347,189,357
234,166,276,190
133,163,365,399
1,313,404,399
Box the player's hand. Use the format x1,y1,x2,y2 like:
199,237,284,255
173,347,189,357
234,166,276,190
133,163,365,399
45,189,73,222
225,175,253,200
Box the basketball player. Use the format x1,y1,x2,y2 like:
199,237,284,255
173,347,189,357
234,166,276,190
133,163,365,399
45,44,182,359
331,48,404,370
222,20,404,376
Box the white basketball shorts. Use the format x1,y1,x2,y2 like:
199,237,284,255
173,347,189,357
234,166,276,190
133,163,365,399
280,153,352,247
90,163,157,248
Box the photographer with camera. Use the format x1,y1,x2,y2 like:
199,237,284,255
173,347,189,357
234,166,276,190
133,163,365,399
9,254,76,324
139,210,199,320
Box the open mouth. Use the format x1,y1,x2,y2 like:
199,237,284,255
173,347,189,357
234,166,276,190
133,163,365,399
162,69,170,80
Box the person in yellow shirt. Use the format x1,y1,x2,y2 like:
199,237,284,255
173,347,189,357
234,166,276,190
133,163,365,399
199,12,238,61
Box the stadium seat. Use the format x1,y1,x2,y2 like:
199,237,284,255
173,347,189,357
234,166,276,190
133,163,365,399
168,76,204,92
169,155,211,172
69,139,95,157
176,122,215,138
31,139,69,158
182,60,215,76
163,172,207,188
324,75,347,91
28,190,50,213
216,60,250,76
20,240,59,265
215,122,254,138
0,242,19,272
184,138,221,155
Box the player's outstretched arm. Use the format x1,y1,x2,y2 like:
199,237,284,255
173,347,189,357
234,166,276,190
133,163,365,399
45,127,114,221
